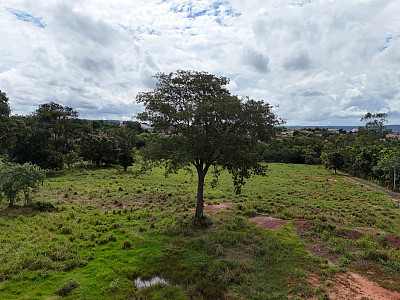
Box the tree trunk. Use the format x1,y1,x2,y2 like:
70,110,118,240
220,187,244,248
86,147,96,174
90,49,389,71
8,194,14,207
195,170,205,219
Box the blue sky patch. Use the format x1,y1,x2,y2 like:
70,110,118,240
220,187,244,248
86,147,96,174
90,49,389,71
119,24,160,41
379,34,399,52
291,0,311,7
171,0,240,23
7,8,46,28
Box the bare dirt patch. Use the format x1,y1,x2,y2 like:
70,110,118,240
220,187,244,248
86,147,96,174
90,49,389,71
343,177,360,184
250,216,288,230
291,219,400,298
385,235,400,250
337,228,364,240
329,272,400,300
203,202,235,212
293,219,316,234
306,242,341,264
355,226,384,234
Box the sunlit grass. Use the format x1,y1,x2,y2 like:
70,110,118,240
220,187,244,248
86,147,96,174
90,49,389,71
0,163,399,299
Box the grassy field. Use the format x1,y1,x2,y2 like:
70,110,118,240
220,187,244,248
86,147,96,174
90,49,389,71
0,163,399,299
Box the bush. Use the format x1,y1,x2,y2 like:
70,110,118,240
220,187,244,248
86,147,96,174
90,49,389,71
0,162,45,205
122,241,132,249
57,278,79,296
27,201,56,212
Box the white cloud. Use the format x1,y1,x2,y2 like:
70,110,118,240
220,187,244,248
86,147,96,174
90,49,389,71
0,0,399,124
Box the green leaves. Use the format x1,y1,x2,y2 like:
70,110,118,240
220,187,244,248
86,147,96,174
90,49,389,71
0,162,46,205
137,70,281,216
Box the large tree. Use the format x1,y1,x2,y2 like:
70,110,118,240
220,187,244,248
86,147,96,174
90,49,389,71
9,102,83,169
137,70,281,219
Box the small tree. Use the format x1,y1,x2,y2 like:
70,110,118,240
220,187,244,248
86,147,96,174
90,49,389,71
326,152,344,174
137,70,281,219
112,127,136,171
0,162,46,206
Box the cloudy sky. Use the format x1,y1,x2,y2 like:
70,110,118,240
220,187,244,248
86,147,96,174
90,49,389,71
1,0,399,125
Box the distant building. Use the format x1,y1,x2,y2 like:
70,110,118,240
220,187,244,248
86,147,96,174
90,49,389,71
327,128,339,133
119,121,153,131
277,129,294,138
140,123,153,131
386,133,400,139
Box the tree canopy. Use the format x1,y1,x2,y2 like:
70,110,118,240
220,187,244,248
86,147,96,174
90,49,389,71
137,70,281,219
0,161,46,206
0,90,11,149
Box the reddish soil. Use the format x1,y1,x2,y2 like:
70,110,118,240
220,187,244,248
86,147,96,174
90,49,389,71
249,216,288,230
385,235,400,250
268,218,400,250
290,219,400,298
343,177,360,184
306,242,341,263
293,219,316,234
329,272,400,300
337,228,364,240
203,202,235,212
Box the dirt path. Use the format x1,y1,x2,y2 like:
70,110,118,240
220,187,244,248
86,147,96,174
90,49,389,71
338,171,400,199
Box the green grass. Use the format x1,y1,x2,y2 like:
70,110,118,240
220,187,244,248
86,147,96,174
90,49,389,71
0,163,399,299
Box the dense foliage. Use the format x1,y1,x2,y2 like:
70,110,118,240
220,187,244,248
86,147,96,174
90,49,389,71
0,161,46,206
260,114,400,191
1,74,399,195
0,102,143,171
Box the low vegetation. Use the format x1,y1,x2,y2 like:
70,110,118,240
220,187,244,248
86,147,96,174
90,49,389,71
0,163,399,299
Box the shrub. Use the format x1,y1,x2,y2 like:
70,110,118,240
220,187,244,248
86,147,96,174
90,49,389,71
122,241,132,249
57,278,79,296
0,162,46,206
28,201,56,212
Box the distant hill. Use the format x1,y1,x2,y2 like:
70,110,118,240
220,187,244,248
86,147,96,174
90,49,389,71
283,125,400,132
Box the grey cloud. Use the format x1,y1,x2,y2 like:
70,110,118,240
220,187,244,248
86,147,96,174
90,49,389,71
145,55,159,70
3,0,400,125
69,86,87,93
302,90,324,97
283,52,313,71
140,70,157,89
79,102,142,120
79,57,115,73
380,90,399,100
242,48,269,73
252,19,268,39
52,4,118,46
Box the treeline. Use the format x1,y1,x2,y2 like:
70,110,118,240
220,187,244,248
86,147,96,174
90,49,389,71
260,113,400,191
0,91,148,171
2,89,400,192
